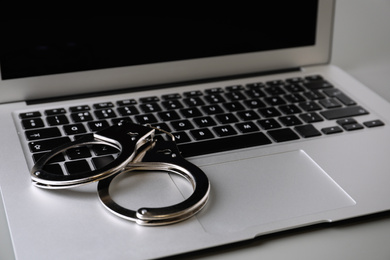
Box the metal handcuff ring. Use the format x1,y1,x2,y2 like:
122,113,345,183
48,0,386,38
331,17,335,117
31,122,210,226
98,128,210,226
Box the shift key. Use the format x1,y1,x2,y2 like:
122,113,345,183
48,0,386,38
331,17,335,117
29,137,71,153
320,106,369,120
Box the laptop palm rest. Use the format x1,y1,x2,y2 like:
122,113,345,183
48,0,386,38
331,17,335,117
189,150,356,234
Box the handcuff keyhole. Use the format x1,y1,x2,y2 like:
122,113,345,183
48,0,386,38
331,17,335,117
127,132,139,141
157,149,177,158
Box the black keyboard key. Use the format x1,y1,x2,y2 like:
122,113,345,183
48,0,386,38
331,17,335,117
171,131,191,144
235,122,259,133
19,111,41,119
112,117,132,125
65,160,91,174
305,75,323,81
183,97,205,107
244,99,266,109
364,120,385,128
284,84,304,93
215,113,239,124
265,86,285,96
299,101,322,112
29,137,71,153
342,123,364,131
88,120,109,132
158,110,181,121
92,155,115,170
294,124,322,138
69,105,90,112
264,96,286,106
202,104,224,115
266,80,284,87
213,125,237,137
205,87,224,94
336,118,357,126
321,126,343,135
140,96,159,103
171,120,194,131
320,106,369,120
178,132,271,157
323,89,356,106
64,124,87,135
193,116,217,127
258,107,281,118
71,111,93,122
285,77,304,84
225,91,246,101
245,89,266,98
93,102,114,109
135,114,158,124
284,93,305,103
162,93,181,100
279,105,302,115
237,110,260,121
246,82,265,89
180,107,203,118
258,119,282,130
304,91,325,100
278,116,303,126
205,94,226,104
117,99,137,106
319,98,342,109
267,128,300,142
95,109,117,119
46,115,69,126
223,101,245,112
299,113,324,123
45,108,66,116
117,106,140,116
25,127,61,141
190,128,215,141
226,85,244,92
66,147,92,160
302,80,333,90
140,103,162,113
184,90,203,97
162,100,184,110
22,118,45,129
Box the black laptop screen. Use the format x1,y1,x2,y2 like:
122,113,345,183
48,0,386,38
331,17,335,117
1,3,318,80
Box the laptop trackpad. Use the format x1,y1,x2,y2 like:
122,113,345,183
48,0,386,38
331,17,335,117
191,150,356,234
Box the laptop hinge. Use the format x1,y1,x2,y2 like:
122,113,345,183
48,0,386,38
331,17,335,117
26,67,301,105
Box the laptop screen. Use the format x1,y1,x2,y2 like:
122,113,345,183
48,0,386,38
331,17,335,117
1,3,317,80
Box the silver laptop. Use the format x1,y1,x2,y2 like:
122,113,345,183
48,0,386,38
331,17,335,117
1,2,390,259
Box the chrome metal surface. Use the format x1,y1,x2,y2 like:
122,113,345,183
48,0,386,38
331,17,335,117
98,138,210,226
30,122,210,225
31,122,154,188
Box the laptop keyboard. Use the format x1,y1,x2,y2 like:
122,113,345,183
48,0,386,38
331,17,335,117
16,75,385,176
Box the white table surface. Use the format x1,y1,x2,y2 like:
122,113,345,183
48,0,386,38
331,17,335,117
2,1,390,259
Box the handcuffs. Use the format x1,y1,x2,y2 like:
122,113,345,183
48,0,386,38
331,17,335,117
31,122,210,226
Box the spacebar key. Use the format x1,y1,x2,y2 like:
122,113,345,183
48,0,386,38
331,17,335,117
178,132,272,157
320,106,369,120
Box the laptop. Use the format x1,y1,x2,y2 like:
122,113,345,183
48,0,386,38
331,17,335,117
1,2,390,259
